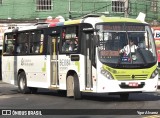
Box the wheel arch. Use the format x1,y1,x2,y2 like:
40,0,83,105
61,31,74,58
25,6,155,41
66,70,80,88
66,70,81,99
66,70,75,76
18,69,25,75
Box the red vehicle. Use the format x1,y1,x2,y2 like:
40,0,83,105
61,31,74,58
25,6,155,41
152,27,160,67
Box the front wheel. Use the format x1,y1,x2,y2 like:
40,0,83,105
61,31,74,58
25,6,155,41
18,72,30,94
66,74,81,100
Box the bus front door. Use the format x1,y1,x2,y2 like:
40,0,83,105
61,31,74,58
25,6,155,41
50,36,59,87
84,33,93,89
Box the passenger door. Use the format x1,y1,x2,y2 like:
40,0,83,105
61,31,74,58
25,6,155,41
50,35,60,86
83,33,93,89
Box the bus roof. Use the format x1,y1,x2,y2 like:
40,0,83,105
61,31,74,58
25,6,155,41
99,16,146,23
49,16,147,27
4,16,147,33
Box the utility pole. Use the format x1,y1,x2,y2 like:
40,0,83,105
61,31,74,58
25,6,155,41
124,0,129,17
68,0,72,19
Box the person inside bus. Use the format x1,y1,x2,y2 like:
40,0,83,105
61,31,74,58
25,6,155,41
34,46,40,53
62,40,70,51
69,40,74,51
68,37,78,51
22,43,28,54
73,37,78,51
120,38,138,56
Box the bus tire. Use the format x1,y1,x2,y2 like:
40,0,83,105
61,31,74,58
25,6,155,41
73,74,82,100
120,93,129,101
66,74,81,100
18,72,30,94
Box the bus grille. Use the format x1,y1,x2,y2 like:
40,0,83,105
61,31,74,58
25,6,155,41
115,74,148,80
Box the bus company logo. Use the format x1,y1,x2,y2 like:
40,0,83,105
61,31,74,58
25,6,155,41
21,58,24,66
132,75,135,79
20,58,34,66
2,110,11,115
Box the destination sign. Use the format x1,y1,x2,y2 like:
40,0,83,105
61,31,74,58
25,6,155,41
100,50,119,57
100,25,145,31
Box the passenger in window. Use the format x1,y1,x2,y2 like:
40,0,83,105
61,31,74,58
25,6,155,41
68,38,79,52
35,46,40,53
30,44,34,53
62,40,70,51
18,44,23,54
6,46,13,54
73,37,78,51
69,40,74,51
5,47,9,54
10,45,15,54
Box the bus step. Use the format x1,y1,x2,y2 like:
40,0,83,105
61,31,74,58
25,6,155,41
82,88,93,92
49,85,59,90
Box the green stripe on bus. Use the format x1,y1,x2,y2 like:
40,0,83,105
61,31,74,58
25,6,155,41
75,61,80,72
42,62,46,72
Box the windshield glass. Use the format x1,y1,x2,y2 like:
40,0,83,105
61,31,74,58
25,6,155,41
96,23,157,69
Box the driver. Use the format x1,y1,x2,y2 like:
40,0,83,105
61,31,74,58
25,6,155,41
120,39,138,55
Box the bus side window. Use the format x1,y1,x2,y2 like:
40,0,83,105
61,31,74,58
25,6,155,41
17,32,29,54
61,26,79,53
3,34,15,55
30,31,44,54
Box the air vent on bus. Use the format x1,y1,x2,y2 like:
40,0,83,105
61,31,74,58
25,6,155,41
115,74,148,80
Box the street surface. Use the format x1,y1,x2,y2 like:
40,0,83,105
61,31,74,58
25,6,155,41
0,81,160,118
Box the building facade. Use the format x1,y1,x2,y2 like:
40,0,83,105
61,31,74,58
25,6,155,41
0,0,159,22
0,0,159,47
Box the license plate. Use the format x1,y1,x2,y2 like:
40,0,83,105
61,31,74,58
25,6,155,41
128,82,138,87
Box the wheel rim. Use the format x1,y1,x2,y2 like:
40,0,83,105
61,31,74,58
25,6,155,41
67,76,74,97
20,77,25,90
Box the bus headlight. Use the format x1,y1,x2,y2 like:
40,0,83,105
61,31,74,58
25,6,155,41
100,68,114,80
150,69,159,79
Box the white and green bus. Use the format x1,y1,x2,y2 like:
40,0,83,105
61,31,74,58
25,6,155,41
2,15,159,100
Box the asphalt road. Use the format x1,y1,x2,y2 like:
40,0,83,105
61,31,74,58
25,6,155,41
0,81,160,118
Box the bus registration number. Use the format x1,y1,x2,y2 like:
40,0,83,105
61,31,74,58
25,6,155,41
128,82,138,87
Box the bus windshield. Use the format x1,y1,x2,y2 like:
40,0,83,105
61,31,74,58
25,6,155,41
96,23,157,69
